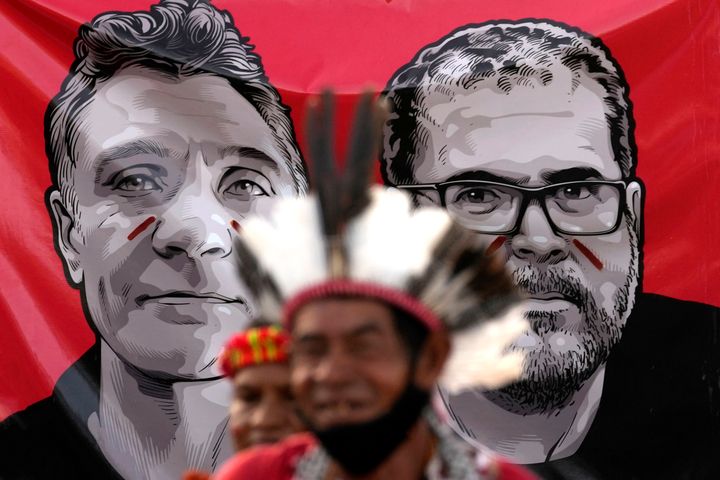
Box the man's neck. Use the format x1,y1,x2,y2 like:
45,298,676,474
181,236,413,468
330,419,435,480
443,365,606,464
88,341,234,480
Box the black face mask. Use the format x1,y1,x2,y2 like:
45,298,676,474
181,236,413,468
304,383,430,476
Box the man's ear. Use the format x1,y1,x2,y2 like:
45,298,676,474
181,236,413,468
626,181,643,239
48,189,84,286
414,330,451,390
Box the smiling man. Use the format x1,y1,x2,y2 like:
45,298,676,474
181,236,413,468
219,325,303,451
213,181,536,480
213,93,534,479
0,1,305,479
382,20,720,479
183,325,304,480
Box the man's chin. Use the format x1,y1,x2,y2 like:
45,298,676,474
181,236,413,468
248,435,287,447
120,350,224,380
103,329,238,380
109,305,252,367
497,328,614,414
510,328,585,356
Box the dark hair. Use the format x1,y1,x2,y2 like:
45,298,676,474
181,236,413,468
382,20,637,184
390,306,430,364
46,0,307,213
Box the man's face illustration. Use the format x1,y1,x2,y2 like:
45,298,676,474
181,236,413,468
403,70,643,407
50,66,297,380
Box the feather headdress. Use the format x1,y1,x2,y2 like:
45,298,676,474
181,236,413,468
235,92,527,393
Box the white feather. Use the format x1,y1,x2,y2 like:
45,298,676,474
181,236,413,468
241,196,327,298
347,186,452,289
439,304,529,394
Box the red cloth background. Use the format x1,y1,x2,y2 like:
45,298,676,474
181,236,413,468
1,0,718,419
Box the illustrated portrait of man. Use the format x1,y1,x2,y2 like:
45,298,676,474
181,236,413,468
382,20,719,479
0,0,306,478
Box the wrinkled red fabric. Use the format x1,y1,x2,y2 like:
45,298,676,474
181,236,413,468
0,0,718,421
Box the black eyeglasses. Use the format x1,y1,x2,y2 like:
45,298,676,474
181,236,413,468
395,180,628,236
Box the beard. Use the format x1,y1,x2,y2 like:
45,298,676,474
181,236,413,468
485,219,640,415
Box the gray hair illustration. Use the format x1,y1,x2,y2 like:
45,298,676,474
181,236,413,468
382,20,636,184
46,0,307,213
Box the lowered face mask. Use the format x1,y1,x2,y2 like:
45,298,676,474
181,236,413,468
302,382,430,476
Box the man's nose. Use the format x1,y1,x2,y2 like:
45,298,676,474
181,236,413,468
251,398,285,429
314,348,355,387
152,168,232,260
510,202,570,265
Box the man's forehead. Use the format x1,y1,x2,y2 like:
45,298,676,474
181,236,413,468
421,67,608,127
72,67,284,172
410,72,621,183
88,136,283,180
234,363,290,386
293,299,395,336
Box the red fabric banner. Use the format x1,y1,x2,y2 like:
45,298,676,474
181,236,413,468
0,1,718,478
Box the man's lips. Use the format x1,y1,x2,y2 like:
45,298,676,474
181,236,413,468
524,291,583,310
249,433,286,446
313,398,373,422
528,292,572,301
315,399,365,411
135,291,244,306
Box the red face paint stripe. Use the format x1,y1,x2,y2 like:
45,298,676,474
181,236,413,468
572,239,604,271
485,236,507,256
127,216,157,241
230,219,241,233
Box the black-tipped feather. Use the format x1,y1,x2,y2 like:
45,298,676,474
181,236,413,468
234,236,283,321
342,92,385,220
407,223,521,331
306,91,340,238
304,91,388,277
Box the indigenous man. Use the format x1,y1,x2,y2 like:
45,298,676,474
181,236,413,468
219,325,303,451
184,325,303,480
215,95,537,480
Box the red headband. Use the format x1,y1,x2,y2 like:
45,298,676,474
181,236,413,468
282,279,443,331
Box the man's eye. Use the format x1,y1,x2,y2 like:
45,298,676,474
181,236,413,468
237,389,261,404
348,340,379,357
294,346,323,360
292,342,326,363
114,174,162,193
225,180,269,198
456,187,498,204
558,185,593,200
411,190,441,206
281,387,294,402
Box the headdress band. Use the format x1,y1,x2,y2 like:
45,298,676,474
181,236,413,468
283,279,443,332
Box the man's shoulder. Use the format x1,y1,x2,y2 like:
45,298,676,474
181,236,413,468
0,395,78,478
611,292,719,363
579,293,720,478
605,293,719,407
214,433,316,480
630,292,719,327
0,394,56,443
1,393,63,445
0,345,119,479
0,344,100,445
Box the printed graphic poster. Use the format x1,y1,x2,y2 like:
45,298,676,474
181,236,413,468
0,0,718,479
